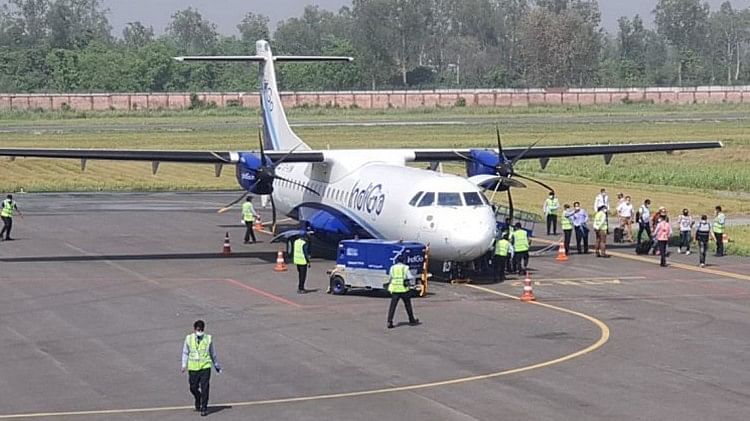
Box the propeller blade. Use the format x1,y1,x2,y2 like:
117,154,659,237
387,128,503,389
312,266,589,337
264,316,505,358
514,174,554,192
258,129,266,163
275,175,320,196
495,125,507,160
218,191,250,213
271,144,302,168
507,189,514,222
510,139,542,165
209,151,231,163
454,150,480,164
270,194,277,234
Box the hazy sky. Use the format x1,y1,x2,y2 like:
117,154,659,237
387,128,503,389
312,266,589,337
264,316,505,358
5,0,750,35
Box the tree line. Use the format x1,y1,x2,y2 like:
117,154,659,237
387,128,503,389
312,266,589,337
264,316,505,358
1,0,749,93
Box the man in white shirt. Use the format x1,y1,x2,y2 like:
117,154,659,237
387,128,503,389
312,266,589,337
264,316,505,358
594,188,609,215
616,195,634,242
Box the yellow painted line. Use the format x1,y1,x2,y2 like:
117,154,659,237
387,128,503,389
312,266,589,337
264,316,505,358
0,285,610,419
535,238,750,282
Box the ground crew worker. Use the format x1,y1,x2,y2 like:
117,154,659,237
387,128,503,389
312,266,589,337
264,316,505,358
241,197,258,244
181,320,221,417
504,218,515,273
695,215,712,268
511,222,530,274
561,204,574,255
543,191,560,236
293,234,311,293
713,206,726,257
494,232,511,283
571,202,589,254
387,254,420,329
1,194,20,241
593,205,610,258
654,216,672,267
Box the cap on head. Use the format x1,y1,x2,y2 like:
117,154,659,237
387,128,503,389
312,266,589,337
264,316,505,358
193,320,205,331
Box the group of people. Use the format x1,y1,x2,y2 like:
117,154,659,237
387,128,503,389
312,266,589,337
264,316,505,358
492,220,531,283
540,188,728,268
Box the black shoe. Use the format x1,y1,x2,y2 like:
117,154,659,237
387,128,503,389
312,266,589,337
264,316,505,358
387,323,394,329
601,254,611,258
408,319,421,326
297,289,306,294
5,238,13,241
243,241,250,244
201,409,208,416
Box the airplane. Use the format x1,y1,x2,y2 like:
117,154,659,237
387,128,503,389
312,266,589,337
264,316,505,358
0,40,722,272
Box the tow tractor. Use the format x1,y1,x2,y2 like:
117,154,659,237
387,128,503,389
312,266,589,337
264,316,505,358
327,239,430,296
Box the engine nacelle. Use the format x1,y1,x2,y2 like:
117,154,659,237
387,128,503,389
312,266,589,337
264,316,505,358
465,149,501,177
236,152,274,194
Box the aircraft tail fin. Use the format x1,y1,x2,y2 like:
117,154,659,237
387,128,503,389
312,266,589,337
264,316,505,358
176,41,352,152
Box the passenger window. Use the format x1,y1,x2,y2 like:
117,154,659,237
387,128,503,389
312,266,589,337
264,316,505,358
417,192,435,207
438,192,463,206
409,191,424,206
463,192,483,206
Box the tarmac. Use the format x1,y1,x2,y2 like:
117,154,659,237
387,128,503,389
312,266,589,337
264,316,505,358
0,192,748,420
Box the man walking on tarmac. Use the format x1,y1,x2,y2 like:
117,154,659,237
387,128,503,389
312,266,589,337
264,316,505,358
637,199,652,245
593,205,610,258
695,214,712,268
543,191,560,236
293,234,312,293
713,206,726,257
493,232,511,283
1,194,21,241
511,222,530,274
241,197,259,244
387,254,420,329
181,320,221,416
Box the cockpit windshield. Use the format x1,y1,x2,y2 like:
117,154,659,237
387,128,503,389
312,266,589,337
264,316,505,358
413,192,489,207
438,193,462,206
463,192,484,206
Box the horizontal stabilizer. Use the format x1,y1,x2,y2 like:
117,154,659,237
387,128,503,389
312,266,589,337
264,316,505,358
174,56,266,62
274,56,353,62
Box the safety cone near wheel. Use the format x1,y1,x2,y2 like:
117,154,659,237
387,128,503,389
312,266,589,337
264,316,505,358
274,247,288,272
520,272,535,302
555,241,568,261
222,232,232,256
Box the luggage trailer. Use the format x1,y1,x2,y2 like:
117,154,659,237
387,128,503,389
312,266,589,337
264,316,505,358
327,239,431,296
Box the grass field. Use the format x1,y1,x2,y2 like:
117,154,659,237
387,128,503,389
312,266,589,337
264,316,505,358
1,103,748,254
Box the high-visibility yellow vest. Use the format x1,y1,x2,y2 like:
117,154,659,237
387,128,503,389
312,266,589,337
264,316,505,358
561,214,573,230
713,213,725,234
293,239,308,265
388,263,409,293
185,334,213,371
242,202,256,222
593,211,608,231
1,200,13,218
495,239,510,256
512,230,529,252
545,198,559,215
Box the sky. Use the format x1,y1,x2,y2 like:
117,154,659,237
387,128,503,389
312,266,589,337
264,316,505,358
5,0,750,35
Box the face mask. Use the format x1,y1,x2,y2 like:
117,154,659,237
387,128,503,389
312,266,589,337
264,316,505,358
195,331,204,337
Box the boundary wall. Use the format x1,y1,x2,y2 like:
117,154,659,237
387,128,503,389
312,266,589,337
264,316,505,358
2,87,750,111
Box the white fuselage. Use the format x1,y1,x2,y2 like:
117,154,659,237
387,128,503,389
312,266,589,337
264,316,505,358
271,150,498,261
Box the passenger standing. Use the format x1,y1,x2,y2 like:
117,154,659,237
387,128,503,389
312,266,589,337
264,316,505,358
561,204,574,255
654,216,673,267
511,222,530,274
387,255,420,329
695,215,712,268
677,208,694,255
493,233,511,283
293,234,311,293
181,320,221,417
617,196,634,242
241,197,258,244
637,199,652,245
713,206,726,257
593,205,610,257
571,202,589,254
594,188,609,214
0,194,21,241
543,191,560,236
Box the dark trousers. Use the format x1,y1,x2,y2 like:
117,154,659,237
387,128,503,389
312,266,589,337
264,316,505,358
680,231,691,251
546,214,557,235
637,222,652,244
493,255,507,282
0,216,12,239
714,231,724,256
387,291,416,324
658,240,668,266
188,368,211,411
698,239,708,265
244,221,257,243
296,264,307,290
563,229,572,255
513,251,529,274
574,226,589,253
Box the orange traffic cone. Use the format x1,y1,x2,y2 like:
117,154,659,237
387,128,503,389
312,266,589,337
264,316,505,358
556,241,568,261
520,272,535,302
222,232,232,256
274,248,288,272
254,219,263,232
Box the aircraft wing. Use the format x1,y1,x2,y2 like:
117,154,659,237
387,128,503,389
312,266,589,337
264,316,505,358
0,149,325,164
410,141,723,162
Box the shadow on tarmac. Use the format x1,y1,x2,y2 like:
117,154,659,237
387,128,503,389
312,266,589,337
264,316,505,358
0,251,277,263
